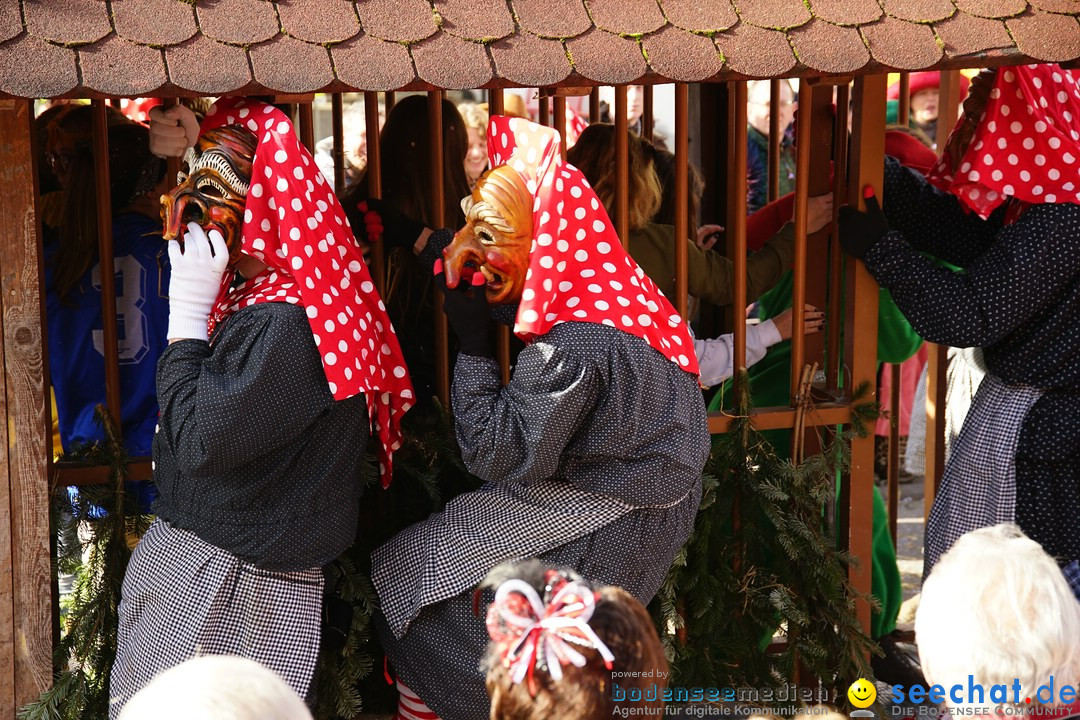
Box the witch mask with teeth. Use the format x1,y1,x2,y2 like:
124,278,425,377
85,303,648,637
443,164,534,305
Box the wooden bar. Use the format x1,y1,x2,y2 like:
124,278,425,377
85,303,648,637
489,88,505,117
804,85,836,384
898,72,911,126
488,89,510,384
384,91,396,116
92,100,123,435
827,84,850,394
642,85,654,143
727,82,748,386
589,87,600,124
614,86,629,248
554,96,567,157
842,73,886,638
538,95,550,126
888,364,901,546
673,84,689,320
0,97,53,711
707,403,852,434
925,70,962,515
298,101,315,153
768,79,782,203
924,344,948,517
789,83,813,403
331,93,346,191
429,92,450,406
163,98,182,190
54,459,153,486
364,92,386,296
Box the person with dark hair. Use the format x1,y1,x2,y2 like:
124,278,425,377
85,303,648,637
746,79,797,213
839,64,1080,582
341,94,472,405
481,560,667,720
44,120,170,460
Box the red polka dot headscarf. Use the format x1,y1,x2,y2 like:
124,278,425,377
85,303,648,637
488,115,699,376
927,63,1080,219
201,98,414,488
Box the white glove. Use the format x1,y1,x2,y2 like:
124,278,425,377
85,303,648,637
149,105,200,158
167,222,229,342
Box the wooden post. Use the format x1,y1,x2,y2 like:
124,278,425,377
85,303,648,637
642,85,654,143
553,96,567,157
898,73,911,126
0,97,53,713
91,101,123,435
888,364,901,546
842,74,886,638
298,101,315,154
790,82,813,402
827,84,850,395
589,88,600,124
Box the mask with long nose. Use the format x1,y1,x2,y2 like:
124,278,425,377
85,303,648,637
160,126,257,264
442,164,534,305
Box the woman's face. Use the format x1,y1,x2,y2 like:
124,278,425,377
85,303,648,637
911,88,940,125
465,125,488,184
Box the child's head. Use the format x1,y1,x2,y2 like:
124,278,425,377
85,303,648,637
481,560,668,720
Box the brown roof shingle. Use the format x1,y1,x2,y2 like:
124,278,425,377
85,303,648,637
3,0,1080,99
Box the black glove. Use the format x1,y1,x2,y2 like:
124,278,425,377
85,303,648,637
837,186,889,260
434,260,492,358
357,198,427,252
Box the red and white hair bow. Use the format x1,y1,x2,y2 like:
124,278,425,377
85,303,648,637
487,578,615,696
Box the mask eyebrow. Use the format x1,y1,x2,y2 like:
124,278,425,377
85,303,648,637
189,148,250,198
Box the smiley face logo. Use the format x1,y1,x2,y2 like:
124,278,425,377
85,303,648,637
848,678,877,709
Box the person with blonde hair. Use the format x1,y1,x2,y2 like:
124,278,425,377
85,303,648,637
916,524,1080,716
458,101,490,189
117,656,312,720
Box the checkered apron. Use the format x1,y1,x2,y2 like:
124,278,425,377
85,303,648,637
109,518,324,718
923,374,1044,579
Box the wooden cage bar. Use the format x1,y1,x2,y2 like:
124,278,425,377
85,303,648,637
384,91,396,116
827,83,850,395
331,93,346,192
553,96,567,156
489,88,512,386
428,91,451,406
789,83,813,403
297,102,315,153
364,91,386,296
842,74,887,636
898,72,911,126
91,100,123,436
614,85,630,248
589,87,600,124
673,84,689,320
768,79,782,204
726,81,748,391
538,95,549,127
642,85,654,143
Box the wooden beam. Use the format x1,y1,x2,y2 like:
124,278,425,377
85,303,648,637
428,92,450,406
614,86,629,248
0,97,53,711
843,74,886,638
706,404,852,434
726,82,748,389
673,84,689,320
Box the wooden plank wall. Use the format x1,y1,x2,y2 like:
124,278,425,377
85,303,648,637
0,98,53,714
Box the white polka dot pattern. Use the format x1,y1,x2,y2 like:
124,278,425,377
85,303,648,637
201,98,413,488
927,63,1080,219
485,115,700,377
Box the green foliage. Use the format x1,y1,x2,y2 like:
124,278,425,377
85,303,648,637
650,372,879,706
19,408,152,720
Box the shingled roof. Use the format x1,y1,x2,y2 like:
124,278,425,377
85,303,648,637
2,0,1080,99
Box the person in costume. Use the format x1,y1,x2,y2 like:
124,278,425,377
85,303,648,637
111,99,413,716
839,64,1080,581
481,560,667,720
362,116,709,720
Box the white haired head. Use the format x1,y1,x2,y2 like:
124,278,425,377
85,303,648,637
116,655,313,720
916,524,1080,712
